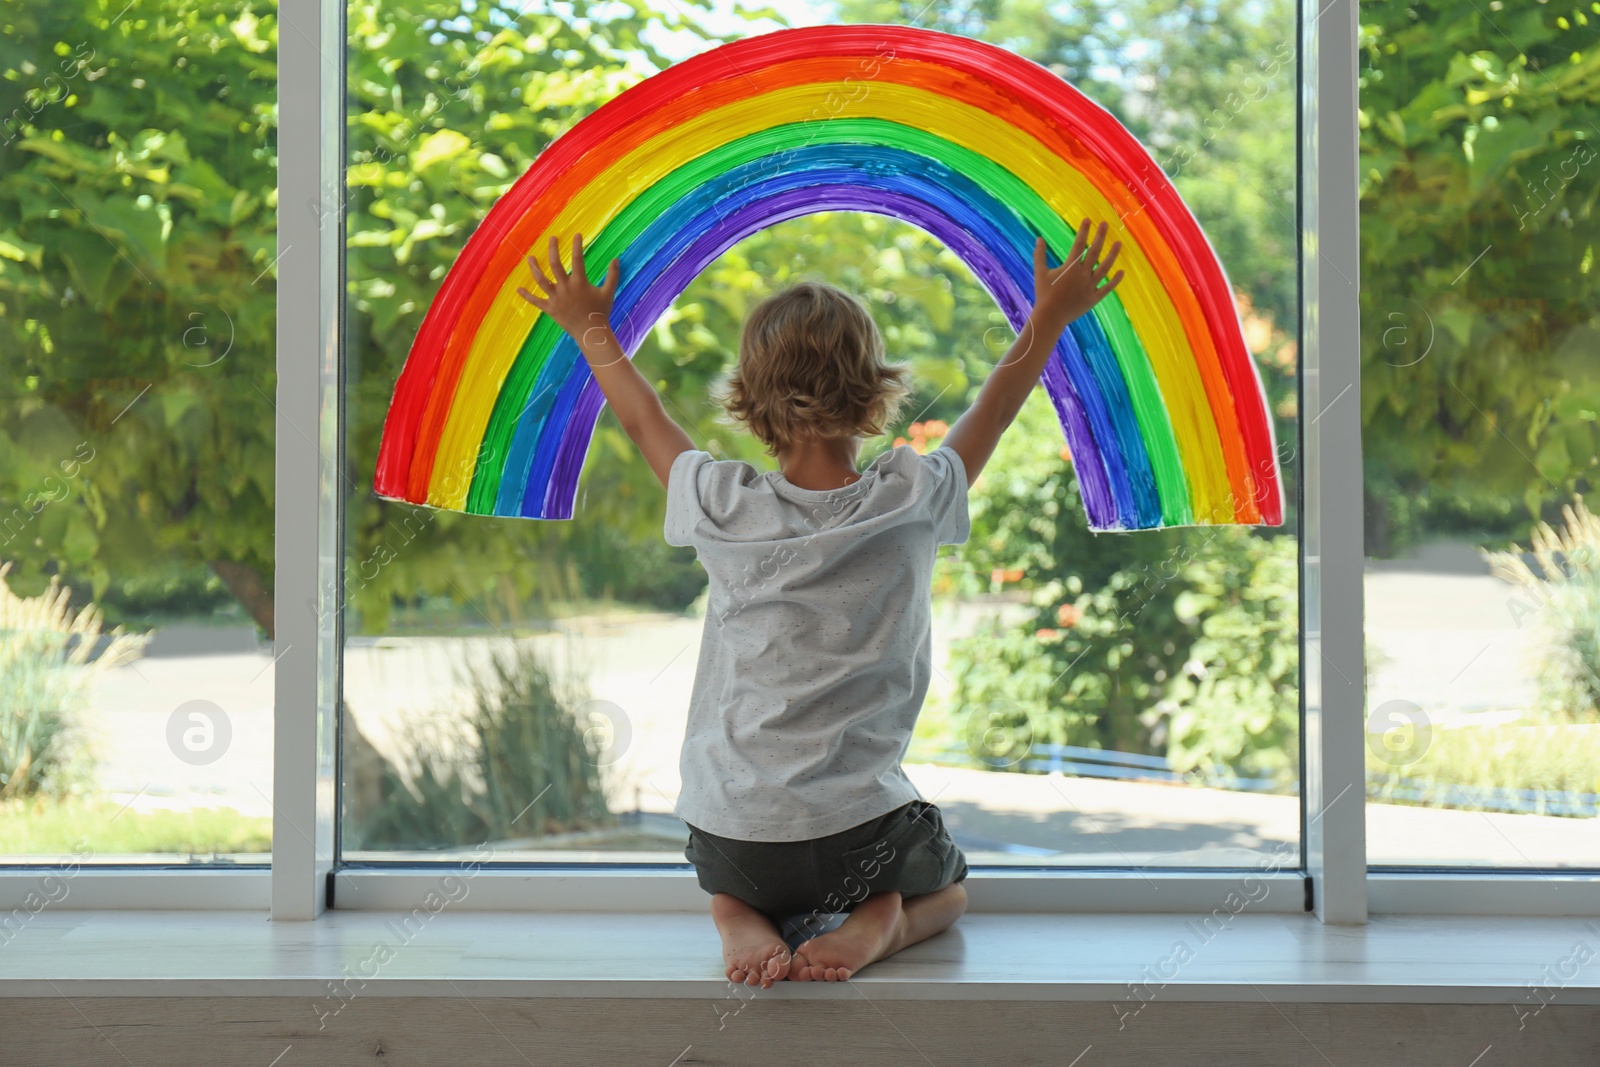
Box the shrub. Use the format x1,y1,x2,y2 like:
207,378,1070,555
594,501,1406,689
1163,530,1299,783
935,389,1299,785
0,563,146,799
943,530,1298,782
1483,495,1600,725
344,641,615,851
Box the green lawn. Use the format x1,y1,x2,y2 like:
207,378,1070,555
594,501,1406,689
0,797,272,858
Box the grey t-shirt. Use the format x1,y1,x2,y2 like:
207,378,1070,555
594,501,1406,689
664,442,971,842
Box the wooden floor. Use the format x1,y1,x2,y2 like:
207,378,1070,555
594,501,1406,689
5,910,1600,1064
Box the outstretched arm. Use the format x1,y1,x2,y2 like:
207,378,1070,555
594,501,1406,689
518,234,694,488
940,219,1125,485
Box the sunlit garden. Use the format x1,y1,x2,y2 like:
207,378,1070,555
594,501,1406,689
2,0,1598,866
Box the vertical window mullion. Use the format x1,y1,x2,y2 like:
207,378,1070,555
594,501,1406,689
1299,0,1368,924
272,0,342,920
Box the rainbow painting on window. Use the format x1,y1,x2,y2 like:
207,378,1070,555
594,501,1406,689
372,25,1284,532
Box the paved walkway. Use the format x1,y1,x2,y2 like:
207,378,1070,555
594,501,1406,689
56,567,1600,867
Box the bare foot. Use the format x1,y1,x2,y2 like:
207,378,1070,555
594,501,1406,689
710,893,792,988
792,892,906,981
792,884,969,982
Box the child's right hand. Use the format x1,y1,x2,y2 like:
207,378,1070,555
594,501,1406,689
1030,219,1125,333
517,233,621,342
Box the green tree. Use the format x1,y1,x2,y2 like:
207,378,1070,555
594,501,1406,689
1358,0,1600,552
938,388,1299,779
339,1,1078,631
1,0,279,627
340,0,746,632
0,0,740,634
3,0,1315,641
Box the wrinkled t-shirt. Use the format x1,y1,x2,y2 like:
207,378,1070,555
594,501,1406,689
664,443,971,842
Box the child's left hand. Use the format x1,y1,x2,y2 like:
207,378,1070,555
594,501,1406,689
517,233,621,341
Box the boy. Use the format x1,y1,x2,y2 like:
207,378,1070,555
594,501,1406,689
518,219,1124,986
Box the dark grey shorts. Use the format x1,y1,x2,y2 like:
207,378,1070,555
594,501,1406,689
683,799,968,922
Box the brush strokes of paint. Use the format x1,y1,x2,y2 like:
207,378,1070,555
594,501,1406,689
371,24,1283,532
472,133,1183,528
480,146,1171,531
509,168,1162,529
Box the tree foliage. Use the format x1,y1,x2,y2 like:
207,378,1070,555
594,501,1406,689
1358,0,1600,552
0,0,1301,644
2,0,1593,800
1,0,278,627
938,385,1299,780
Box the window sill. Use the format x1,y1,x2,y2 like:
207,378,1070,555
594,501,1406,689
4,907,1598,1005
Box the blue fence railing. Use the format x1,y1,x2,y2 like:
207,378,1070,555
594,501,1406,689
928,744,1600,818
1366,778,1600,818
930,743,1283,791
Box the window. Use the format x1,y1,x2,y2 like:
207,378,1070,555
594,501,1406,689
0,0,276,865
17,0,1574,922
1359,0,1600,870
338,0,1303,877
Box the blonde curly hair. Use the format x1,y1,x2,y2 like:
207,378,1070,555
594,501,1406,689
714,281,912,457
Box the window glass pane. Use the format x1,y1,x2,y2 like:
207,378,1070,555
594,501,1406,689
1,2,276,862
1361,2,1599,868
341,0,1301,872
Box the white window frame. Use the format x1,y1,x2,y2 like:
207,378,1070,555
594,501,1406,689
309,0,1364,920
7,0,1597,923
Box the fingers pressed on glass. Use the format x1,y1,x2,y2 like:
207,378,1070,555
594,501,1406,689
525,254,556,294
1069,220,1089,260
547,235,565,279
1087,222,1109,263
1096,242,1124,276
